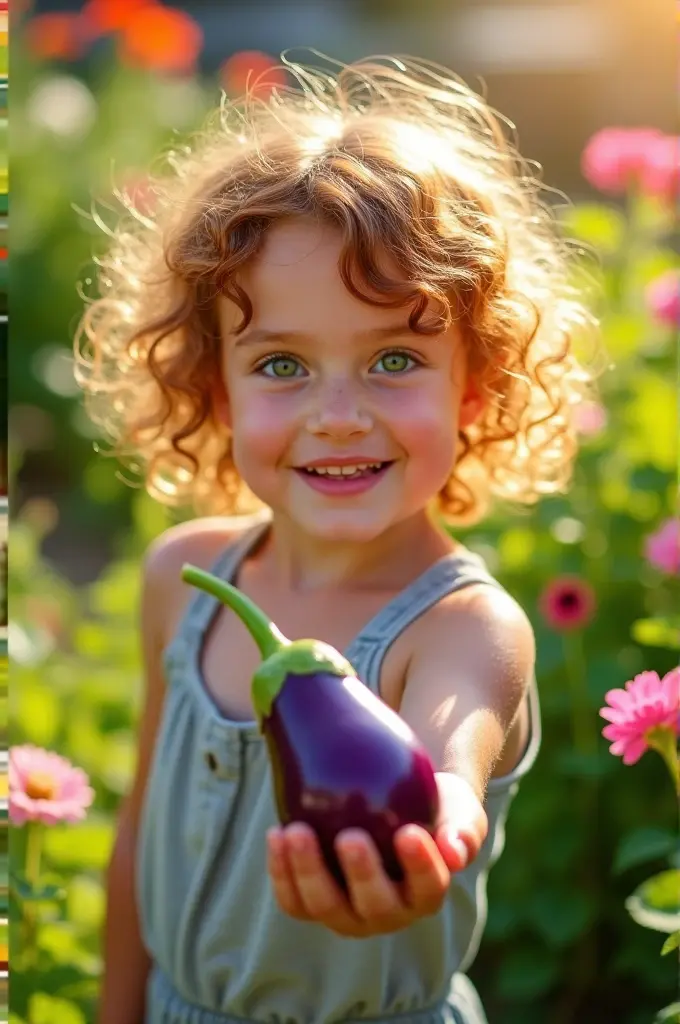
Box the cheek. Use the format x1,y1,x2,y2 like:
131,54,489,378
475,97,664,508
229,390,294,468
388,388,458,466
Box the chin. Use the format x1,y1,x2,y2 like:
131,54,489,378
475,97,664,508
298,509,396,543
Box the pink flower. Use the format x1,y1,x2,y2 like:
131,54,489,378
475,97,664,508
581,127,664,194
639,134,680,201
9,745,95,826
539,576,596,631
646,271,680,327
600,668,680,765
644,518,680,575
574,400,608,437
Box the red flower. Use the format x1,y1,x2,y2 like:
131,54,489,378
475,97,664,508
220,50,287,98
80,0,158,39
119,5,203,74
25,13,84,61
539,576,596,631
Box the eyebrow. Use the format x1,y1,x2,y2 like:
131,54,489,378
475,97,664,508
233,325,416,347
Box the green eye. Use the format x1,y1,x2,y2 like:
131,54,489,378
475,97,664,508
261,356,303,378
374,351,416,374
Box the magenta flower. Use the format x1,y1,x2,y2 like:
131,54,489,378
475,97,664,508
574,400,608,437
644,518,680,575
9,745,95,826
600,669,680,765
639,134,679,202
539,576,596,631
581,127,664,194
646,271,680,328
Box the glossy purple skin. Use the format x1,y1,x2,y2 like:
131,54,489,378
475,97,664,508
263,671,440,885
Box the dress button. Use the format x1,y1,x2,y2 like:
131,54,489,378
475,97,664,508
205,751,219,772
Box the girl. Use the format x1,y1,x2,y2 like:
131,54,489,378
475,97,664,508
76,56,595,1024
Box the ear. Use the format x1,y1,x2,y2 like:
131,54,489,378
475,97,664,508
211,372,231,428
459,376,485,429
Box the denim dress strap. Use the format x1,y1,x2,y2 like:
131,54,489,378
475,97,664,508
163,517,272,684
344,548,502,693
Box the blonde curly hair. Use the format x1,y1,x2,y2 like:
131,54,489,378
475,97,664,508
74,55,597,523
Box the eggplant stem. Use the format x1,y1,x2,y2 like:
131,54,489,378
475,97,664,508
181,564,289,660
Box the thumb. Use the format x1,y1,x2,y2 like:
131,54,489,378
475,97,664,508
434,772,488,871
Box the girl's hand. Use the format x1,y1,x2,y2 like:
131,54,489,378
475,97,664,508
266,772,488,938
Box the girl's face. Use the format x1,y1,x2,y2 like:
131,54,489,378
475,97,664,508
218,218,481,543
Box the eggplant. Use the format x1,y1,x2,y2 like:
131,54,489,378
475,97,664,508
181,564,440,885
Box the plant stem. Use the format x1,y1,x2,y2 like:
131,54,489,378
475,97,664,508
561,629,600,1015
181,563,288,659
563,631,598,759
646,727,680,797
22,821,43,969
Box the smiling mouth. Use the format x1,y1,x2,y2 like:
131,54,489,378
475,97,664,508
297,461,393,480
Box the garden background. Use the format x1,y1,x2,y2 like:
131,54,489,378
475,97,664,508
9,1,679,1022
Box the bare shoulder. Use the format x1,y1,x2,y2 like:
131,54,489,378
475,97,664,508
414,581,535,683
399,581,536,785
142,514,262,648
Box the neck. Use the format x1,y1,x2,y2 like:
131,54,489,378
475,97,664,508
255,508,457,592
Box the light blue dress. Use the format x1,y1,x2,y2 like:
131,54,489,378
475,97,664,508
137,520,541,1024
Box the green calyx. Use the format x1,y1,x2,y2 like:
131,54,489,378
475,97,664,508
181,564,356,723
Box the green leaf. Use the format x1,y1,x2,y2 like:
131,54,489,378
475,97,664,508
10,872,66,903
626,870,680,933
614,828,679,874
656,1004,680,1024
28,994,86,1024
561,203,626,253
631,617,680,650
661,931,680,956
43,817,113,871
66,875,105,931
622,373,677,472
15,683,61,746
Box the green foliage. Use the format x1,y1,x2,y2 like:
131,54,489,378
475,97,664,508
626,871,680,935
9,25,680,1024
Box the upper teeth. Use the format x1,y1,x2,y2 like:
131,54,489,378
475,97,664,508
309,463,382,476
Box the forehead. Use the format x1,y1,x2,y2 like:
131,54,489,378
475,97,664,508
218,217,412,338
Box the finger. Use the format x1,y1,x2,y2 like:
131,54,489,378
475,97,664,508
267,827,311,920
394,825,450,914
335,830,407,930
284,824,361,932
434,825,472,873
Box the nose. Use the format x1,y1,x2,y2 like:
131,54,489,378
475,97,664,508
306,379,372,439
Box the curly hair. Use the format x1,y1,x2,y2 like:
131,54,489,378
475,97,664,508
74,55,598,523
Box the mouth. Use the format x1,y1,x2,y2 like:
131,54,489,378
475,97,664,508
296,461,394,480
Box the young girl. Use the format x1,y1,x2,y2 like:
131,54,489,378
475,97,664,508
76,56,595,1024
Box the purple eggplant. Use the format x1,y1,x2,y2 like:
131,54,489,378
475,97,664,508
181,564,440,885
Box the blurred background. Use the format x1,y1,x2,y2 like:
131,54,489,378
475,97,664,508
9,1,679,1023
